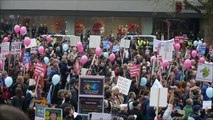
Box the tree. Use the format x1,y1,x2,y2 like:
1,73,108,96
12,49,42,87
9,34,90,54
184,0,213,44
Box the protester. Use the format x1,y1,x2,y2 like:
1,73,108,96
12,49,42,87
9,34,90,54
0,23,212,120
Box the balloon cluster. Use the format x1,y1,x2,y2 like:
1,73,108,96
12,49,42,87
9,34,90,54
75,22,85,33
92,22,104,34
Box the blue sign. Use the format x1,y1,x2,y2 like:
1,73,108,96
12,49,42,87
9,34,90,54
198,45,206,55
112,45,120,52
102,41,110,49
23,52,30,64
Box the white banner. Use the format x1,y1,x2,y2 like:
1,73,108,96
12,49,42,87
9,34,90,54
117,76,132,95
196,63,213,82
89,35,101,48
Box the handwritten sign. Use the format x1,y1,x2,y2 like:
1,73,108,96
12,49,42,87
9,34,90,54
1,42,10,59
202,101,212,109
117,76,132,95
11,42,22,54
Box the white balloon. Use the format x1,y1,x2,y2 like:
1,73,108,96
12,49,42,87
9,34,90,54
5,77,13,87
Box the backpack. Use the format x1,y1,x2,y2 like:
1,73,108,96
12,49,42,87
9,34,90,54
104,100,112,113
3,87,10,100
140,97,149,114
127,100,133,113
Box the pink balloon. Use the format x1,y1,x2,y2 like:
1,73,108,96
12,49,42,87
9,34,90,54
162,60,169,68
3,37,9,42
76,42,83,49
95,47,102,56
46,35,52,43
109,53,116,62
80,55,88,65
199,57,205,63
38,46,45,55
7,35,11,39
0,60,2,70
191,50,197,58
202,43,206,46
184,59,192,69
14,25,20,33
78,47,84,53
20,26,27,35
24,37,31,47
175,43,181,50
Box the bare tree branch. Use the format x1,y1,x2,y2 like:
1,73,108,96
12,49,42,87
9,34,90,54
184,0,202,14
197,0,206,6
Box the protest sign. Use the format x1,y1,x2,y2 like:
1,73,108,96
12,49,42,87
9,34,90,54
34,62,47,77
202,101,212,109
152,79,163,88
70,36,80,46
35,104,45,119
120,39,130,48
23,52,30,64
102,40,110,49
25,38,37,48
31,47,38,54
81,68,88,76
196,63,213,82
89,35,101,48
29,79,36,86
1,42,10,59
91,113,112,120
174,36,184,43
117,76,132,95
79,76,104,96
150,87,168,107
128,64,141,78
159,39,174,61
112,45,120,52
44,108,62,120
11,42,22,54
78,97,104,114
198,44,206,55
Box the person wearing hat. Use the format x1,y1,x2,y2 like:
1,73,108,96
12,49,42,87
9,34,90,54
129,101,143,120
189,105,203,120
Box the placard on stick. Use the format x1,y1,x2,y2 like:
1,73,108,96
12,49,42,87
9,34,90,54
196,63,213,82
117,76,132,95
150,87,168,107
89,35,101,48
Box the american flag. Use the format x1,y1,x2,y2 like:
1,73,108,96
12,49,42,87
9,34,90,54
128,64,141,78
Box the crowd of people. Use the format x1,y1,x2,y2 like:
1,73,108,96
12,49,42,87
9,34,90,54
0,23,213,120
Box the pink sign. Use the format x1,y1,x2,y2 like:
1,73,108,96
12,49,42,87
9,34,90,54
175,36,184,43
34,62,47,77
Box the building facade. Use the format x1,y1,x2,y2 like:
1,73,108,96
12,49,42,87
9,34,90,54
0,0,202,39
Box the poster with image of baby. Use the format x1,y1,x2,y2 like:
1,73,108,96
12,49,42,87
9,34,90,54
44,108,62,120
